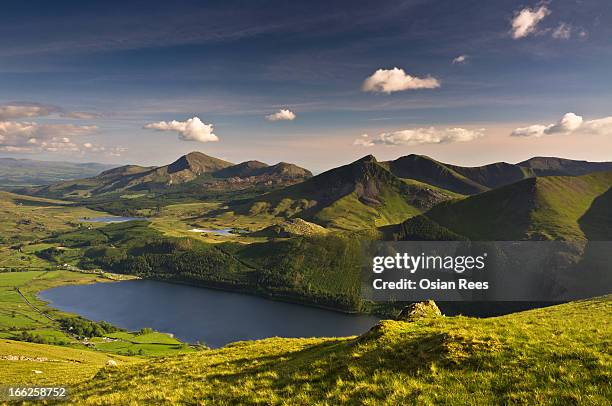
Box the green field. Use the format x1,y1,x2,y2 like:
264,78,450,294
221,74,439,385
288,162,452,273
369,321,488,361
0,270,194,357
0,192,109,269
0,339,137,386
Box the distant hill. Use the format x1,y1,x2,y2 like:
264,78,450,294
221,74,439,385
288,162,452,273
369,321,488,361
0,157,116,188
518,156,612,176
27,151,312,199
383,155,489,194
391,171,612,242
381,154,612,195
238,155,460,230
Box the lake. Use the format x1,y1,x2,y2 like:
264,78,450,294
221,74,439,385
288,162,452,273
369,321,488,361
188,228,244,236
39,280,380,348
80,216,145,223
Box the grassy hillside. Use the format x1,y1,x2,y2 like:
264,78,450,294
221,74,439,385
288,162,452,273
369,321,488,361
52,296,611,404
397,171,612,241
0,339,136,386
239,155,459,231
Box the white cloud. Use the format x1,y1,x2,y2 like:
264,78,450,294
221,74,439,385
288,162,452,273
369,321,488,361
362,67,440,94
0,103,58,120
0,120,100,153
578,116,612,136
265,109,296,121
552,23,572,39
452,55,469,64
511,112,612,137
511,6,550,39
144,116,219,142
355,127,485,146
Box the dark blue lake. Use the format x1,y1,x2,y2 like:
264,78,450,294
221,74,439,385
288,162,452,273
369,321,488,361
39,280,380,348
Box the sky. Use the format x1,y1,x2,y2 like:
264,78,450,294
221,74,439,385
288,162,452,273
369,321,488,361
0,0,611,173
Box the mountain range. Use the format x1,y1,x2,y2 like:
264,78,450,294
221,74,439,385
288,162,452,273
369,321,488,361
238,154,612,230
15,152,612,234
236,155,461,230
26,152,312,199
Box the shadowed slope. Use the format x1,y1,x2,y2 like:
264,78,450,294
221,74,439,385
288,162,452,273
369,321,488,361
393,171,612,241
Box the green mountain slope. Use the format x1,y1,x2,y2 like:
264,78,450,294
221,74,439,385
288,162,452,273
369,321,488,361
240,155,460,230
49,296,610,404
395,171,612,241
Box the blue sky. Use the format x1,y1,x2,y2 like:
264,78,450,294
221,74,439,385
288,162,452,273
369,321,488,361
0,0,611,172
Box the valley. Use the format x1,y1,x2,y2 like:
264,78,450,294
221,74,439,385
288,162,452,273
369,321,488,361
0,152,610,403
2,152,612,312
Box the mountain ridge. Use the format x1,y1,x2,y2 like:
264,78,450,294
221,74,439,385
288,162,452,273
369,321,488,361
381,154,612,195
391,170,612,242
25,151,312,199
238,154,460,230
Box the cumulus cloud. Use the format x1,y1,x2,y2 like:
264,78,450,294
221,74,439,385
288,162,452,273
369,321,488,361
144,116,219,142
0,103,59,120
452,55,469,64
0,120,99,153
265,109,296,121
354,127,485,147
61,111,102,119
511,5,550,39
362,68,440,94
511,112,612,137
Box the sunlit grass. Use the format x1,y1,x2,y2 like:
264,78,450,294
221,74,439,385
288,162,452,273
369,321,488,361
67,296,611,404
